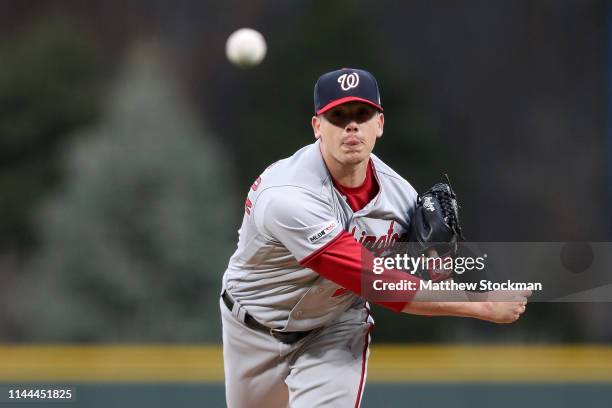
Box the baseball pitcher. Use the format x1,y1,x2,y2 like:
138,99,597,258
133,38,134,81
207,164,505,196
220,68,530,407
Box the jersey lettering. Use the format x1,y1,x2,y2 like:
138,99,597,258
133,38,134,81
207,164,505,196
245,197,253,215
245,176,263,215
251,176,262,192
350,221,406,256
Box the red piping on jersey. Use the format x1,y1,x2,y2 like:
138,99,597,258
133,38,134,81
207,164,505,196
354,325,371,408
354,305,373,407
316,97,384,115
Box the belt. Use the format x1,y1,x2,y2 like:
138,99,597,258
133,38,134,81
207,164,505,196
221,290,312,344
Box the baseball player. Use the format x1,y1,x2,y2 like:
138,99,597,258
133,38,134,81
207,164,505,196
220,68,529,408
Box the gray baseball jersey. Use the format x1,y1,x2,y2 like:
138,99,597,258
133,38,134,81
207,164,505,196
222,139,418,331
221,140,418,407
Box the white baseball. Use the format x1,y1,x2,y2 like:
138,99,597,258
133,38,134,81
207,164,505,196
225,28,267,68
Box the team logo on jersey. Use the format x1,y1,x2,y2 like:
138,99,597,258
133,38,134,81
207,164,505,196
423,196,436,212
337,73,360,91
308,221,338,243
350,220,408,256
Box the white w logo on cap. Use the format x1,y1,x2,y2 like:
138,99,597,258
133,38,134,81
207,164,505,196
337,73,360,91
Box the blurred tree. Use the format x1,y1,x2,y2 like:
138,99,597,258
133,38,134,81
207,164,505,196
0,0,605,344
0,15,104,252
9,43,236,342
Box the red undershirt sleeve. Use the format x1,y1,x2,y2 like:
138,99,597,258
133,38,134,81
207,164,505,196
300,230,421,312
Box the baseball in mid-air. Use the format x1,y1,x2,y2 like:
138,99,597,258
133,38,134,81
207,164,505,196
225,28,267,68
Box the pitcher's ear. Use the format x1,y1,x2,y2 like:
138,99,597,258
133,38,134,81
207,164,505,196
312,116,322,139
377,113,384,138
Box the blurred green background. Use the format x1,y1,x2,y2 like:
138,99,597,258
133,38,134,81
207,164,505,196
0,1,610,406
0,0,609,344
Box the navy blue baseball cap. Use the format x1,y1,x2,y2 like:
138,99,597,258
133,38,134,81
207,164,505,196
314,68,383,115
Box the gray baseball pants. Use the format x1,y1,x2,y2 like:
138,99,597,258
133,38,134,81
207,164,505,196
220,298,373,408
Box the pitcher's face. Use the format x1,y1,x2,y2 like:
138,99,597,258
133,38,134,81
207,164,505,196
312,102,384,166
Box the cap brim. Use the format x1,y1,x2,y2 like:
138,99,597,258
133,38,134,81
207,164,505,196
316,97,383,115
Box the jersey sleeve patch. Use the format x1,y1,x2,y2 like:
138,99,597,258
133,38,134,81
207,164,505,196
308,220,339,243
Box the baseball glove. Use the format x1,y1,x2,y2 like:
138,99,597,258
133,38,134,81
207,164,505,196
408,177,464,258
